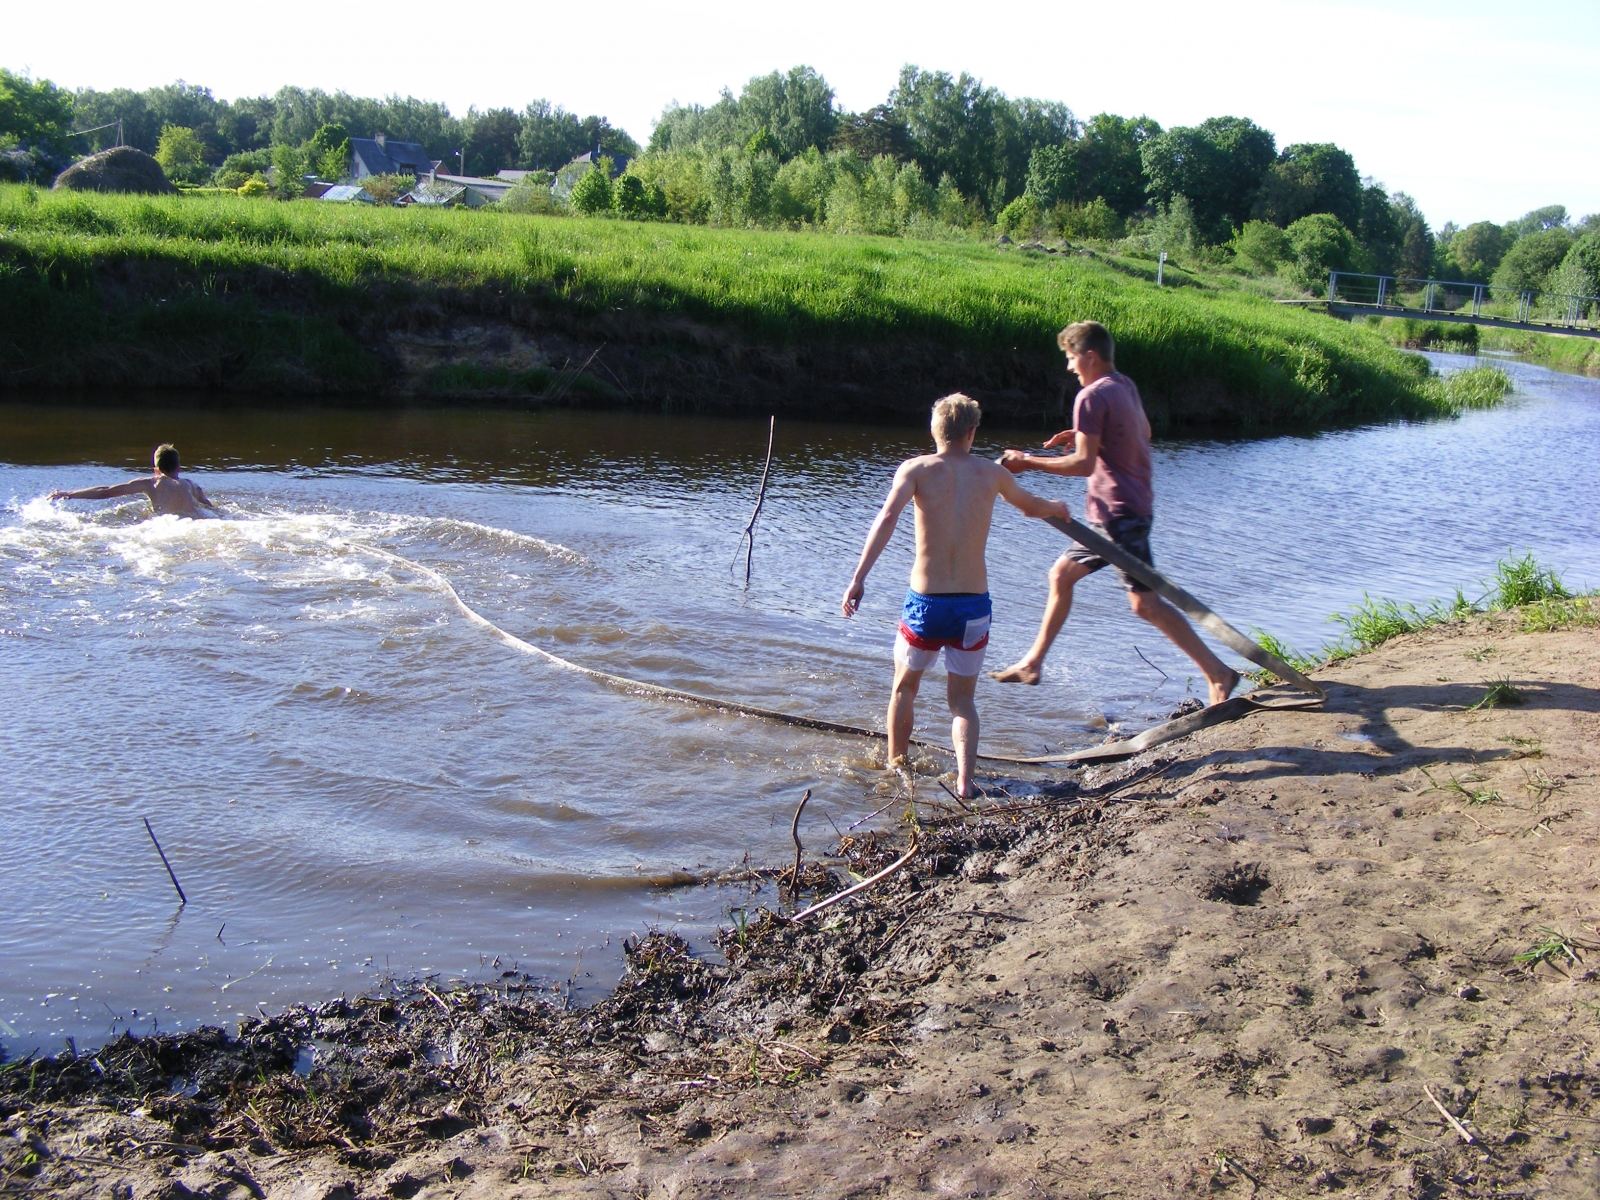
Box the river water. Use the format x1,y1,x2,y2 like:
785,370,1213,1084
2,353,1596,1055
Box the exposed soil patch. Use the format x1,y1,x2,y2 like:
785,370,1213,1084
4,616,1598,1198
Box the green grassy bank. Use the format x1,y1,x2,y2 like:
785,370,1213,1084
0,186,1478,429
1365,313,1600,378
1478,327,1600,376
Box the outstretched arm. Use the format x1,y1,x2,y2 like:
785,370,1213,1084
996,466,1071,521
999,430,1101,477
841,463,917,617
192,484,219,511
49,479,153,503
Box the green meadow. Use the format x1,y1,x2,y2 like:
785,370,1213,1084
0,186,1492,427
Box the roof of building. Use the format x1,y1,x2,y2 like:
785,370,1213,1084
565,149,631,172
432,173,515,197
319,185,375,203
403,181,468,206
348,136,436,178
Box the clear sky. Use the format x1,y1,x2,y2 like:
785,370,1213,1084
9,0,1597,229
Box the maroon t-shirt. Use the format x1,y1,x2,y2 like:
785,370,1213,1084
1073,371,1153,523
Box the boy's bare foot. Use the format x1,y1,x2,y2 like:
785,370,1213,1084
988,662,1041,685
1208,668,1241,706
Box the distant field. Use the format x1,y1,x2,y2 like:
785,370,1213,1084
0,187,1468,428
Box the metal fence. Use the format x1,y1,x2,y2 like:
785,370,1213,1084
1327,271,1600,332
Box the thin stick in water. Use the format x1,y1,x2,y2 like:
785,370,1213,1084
784,788,812,897
1133,645,1169,682
847,796,901,831
740,416,776,586
143,817,187,905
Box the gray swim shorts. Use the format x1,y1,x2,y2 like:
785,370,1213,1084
1063,513,1155,593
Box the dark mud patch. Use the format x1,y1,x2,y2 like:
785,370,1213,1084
0,775,1136,1195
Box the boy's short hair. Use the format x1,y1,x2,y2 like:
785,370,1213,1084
931,393,981,445
154,444,180,475
1057,320,1115,364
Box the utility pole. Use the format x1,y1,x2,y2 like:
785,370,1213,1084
1157,250,1166,287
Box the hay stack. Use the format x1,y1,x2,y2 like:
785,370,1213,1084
53,146,177,195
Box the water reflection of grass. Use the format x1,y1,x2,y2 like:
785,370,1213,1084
0,185,1473,429
1249,553,1593,685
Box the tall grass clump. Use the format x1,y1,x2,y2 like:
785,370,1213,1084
1444,365,1514,410
1327,554,1588,656
1415,365,1513,414
1488,552,1570,608
1245,628,1321,685
0,184,1451,424
1258,554,1588,683
1332,589,1476,652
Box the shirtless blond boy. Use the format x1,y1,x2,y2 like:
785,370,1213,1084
49,444,219,519
841,395,1069,798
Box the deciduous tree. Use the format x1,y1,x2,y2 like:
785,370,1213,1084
1253,142,1361,231
1141,116,1276,242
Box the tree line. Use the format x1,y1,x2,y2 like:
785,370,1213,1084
2,64,1595,299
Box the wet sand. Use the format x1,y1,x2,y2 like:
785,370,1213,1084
4,610,1598,1198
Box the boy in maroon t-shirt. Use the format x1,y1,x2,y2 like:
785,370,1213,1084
991,321,1239,706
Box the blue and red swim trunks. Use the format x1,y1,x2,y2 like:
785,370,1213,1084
895,590,993,676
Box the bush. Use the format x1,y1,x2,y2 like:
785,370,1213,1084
501,173,561,214
771,148,830,225
569,164,613,214
1562,231,1600,285
1120,195,1211,262
1284,212,1355,292
1232,220,1291,272
1050,197,1122,241
996,194,1041,238
361,173,416,205
824,155,946,237
1373,316,1477,351
614,173,667,219
155,125,206,174
1491,228,1572,292
213,151,271,189
237,178,269,198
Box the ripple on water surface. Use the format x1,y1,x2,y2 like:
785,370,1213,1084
2,355,1598,1050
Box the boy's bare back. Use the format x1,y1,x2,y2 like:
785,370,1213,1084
899,450,1011,595
144,474,214,518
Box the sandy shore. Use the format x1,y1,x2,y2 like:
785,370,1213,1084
5,611,1597,1199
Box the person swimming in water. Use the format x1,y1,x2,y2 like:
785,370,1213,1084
49,443,219,519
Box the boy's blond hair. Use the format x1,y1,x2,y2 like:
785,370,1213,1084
931,393,981,445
